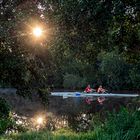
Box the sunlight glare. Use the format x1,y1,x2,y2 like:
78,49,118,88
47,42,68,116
37,117,43,125
33,27,42,37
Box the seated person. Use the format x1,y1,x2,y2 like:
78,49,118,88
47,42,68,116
84,84,95,104
84,84,93,93
97,85,106,93
97,85,106,105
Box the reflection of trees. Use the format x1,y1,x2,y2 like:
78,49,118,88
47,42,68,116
47,96,139,131
46,115,68,130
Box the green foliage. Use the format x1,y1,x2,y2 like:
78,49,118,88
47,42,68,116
0,117,15,135
90,113,104,131
44,0,140,90
0,0,140,92
0,98,11,134
63,73,86,89
0,97,11,118
0,97,13,134
1,108,140,139
102,108,140,140
0,97,27,134
129,67,140,89
0,0,49,91
38,88,50,106
98,50,129,90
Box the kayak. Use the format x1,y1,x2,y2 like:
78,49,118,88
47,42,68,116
51,92,139,99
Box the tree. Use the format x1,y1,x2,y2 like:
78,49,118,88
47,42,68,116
98,50,129,90
0,0,49,95
0,0,140,91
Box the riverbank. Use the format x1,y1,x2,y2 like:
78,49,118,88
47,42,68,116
0,108,140,140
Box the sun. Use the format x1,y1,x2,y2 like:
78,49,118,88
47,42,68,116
33,27,43,37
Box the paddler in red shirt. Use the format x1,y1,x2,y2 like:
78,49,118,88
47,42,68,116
84,84,95,104
84,84,93,93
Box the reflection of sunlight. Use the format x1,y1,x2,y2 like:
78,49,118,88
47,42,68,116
40,14,45,19
37,117,43,125
82,114,86,117
16,120,22,125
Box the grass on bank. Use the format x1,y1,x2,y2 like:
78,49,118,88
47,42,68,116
0,108,140,140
